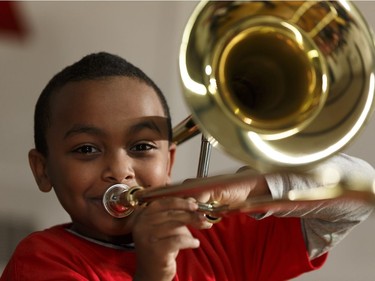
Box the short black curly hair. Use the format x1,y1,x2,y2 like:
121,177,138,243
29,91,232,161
34,52,172,156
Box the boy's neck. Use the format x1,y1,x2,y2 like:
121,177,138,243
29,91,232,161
69,222,134,247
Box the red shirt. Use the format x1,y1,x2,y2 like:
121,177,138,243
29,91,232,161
1,214,326,281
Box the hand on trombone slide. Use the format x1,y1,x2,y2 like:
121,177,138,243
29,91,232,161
103,165,375,222
103,168,265,219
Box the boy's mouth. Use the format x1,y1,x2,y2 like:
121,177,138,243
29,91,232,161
89,197,105,208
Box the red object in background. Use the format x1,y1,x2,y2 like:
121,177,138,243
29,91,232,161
0,1,27,37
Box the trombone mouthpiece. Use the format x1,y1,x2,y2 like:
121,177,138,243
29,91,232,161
102,184,135,218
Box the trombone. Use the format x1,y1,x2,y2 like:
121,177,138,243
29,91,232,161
103,0,375,219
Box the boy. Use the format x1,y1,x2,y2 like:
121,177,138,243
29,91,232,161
1,52,373,281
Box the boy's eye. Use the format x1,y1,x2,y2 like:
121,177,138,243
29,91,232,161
130,143,155,152
73,145,100,154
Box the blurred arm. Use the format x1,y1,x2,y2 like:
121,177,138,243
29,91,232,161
264,153,374,259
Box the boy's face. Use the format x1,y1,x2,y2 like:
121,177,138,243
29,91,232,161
29,76,175,241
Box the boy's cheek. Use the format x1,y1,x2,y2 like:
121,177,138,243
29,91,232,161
139,163,171,187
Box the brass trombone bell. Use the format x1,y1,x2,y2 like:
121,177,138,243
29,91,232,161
176,0,375,172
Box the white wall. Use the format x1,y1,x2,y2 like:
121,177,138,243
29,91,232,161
0,1,375,279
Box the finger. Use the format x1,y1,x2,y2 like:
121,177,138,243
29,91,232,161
144,197,213,229
140,207,203,226
183,178,211,202
155,233,200,251
144,222,200,249
151,212,212,236
191,191,211,203
134,221,200,253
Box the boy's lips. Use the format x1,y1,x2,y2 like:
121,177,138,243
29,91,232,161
89,196,105,208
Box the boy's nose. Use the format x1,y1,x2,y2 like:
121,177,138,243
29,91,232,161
102,151,135,185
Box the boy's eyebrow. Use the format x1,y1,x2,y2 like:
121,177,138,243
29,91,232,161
128,119,163,136
63,118,168,139
64,125,105,139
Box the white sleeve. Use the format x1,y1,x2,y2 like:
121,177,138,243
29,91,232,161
264,153,374,259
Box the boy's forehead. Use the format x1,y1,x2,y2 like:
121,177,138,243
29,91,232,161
51,77,165,116
45,77,169,137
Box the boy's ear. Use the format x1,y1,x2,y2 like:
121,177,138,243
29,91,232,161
166,143,176,184
28,149,52,192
